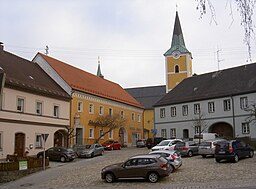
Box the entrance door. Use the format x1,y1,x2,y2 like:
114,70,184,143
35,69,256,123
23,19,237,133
76,128,83,145
15,133,25,157
183,129,189,139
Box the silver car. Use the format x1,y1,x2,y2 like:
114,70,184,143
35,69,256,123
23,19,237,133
75,144,104,158
198,139,226,158
149,150,182,173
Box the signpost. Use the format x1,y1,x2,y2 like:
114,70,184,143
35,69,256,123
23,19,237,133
41,134,49,170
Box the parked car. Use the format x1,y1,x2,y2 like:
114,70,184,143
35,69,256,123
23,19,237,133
101,154,171,183
136,139,146,148
146,137,166,149
37,147,76,162
198,139,226,158
149,150,182,172
102,140,121,150
215,140,254,163
151,139,182,151
75,144,104,158
174,141,199,157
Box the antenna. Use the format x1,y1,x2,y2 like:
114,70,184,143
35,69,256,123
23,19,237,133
45,45,49,55
216,47,224,71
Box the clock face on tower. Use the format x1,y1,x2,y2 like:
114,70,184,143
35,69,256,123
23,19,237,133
172,50,180,59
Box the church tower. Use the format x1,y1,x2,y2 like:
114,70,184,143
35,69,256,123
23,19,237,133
164,11,192,93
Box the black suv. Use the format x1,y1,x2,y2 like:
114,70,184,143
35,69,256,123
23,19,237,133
146,137,166,149
215,140,254,163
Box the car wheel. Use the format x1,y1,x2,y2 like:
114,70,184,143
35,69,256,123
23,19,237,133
105,173,115,183
187,151,193,157
233,154,239,163
101,150,104,156
215,158,221,163
90,152,94,158
249,150,254,158
201,155,206,158
118,146,121,150
169,165,175,173
60,156,66,162
147,172,159,183
111,147,114,151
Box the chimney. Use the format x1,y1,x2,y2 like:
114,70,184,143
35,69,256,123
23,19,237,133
0,42,3,51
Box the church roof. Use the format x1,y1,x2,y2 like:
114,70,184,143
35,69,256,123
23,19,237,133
154,63,256,107
36,53,143,109
164,11,191,56
126,85,166,109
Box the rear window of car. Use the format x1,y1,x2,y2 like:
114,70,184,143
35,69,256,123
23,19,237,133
159,156,168,163
158,140,170,146
200,142,211,147
176,142,185,147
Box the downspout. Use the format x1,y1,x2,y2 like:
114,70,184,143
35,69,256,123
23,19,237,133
231,95,236,139
68,91,74,147
0,73,6,110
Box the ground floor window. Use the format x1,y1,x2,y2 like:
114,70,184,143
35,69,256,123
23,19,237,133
195,126,201,134
89,128,94,138
170,128,176,138
108,130,113,139
161,129,167,138
35,133,43,148
242,122,250,134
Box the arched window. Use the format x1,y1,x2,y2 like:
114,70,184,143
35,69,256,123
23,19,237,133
175,65,180,73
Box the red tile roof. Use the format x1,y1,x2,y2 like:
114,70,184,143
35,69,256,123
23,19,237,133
37,53,143,109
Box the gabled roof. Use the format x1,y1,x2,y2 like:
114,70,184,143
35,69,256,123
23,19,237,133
154,63,256,107
164,11,191,56
126,85,166,109
0,50,71,100
36,53,143,109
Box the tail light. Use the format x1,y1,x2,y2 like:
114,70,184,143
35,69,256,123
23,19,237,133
174,146,177,150
171,155,176,160
229,144,233,153
181,146,188,150
160,163,168,170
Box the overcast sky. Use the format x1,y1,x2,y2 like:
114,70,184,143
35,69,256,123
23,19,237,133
1,0,255,88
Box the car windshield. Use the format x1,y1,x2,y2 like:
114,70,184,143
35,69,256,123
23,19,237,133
157,141,170,146
85,145,92,149
104,141,113,144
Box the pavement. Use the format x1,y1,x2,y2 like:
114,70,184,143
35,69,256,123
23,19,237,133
0,147,256,189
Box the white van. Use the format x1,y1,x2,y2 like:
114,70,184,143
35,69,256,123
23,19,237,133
194,133,218,142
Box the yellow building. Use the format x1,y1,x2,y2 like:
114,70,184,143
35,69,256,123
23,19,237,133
34,53,144,147
126,11,192,139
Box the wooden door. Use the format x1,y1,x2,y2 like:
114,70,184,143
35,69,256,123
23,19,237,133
15,133,25,157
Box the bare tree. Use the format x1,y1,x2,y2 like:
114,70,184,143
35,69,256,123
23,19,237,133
65,125,77,147
195,0,255,60
89,114,126,143
192,112,209,143
245,101,256,123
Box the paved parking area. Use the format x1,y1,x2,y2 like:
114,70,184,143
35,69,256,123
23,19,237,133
1,147,256,189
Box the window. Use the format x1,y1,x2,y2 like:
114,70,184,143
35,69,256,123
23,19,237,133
240,97,248,109
89,104,94,114
99,129,104,139
36,101,43,115
78,101,83,112
175,65,180,73
138,114,141,122
182,105,188,116
99,106,104,115
108,130,113,139
170,129,176,138
195,126,201,134
242,123,250,134
17,98,24,112
194,104,200,114
109,108,113,116
170,107,176,117
120,111,124,118
161,129,167,138
0,132,2,151
160,108,165,118
223,99,231,111
132,113,135,121
208,102,215,113
89,128,94,138
35,134,43,148
53,105,59,117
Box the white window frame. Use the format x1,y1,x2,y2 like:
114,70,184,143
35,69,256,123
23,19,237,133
17,97,25,112
89,128,94,138
208,102,215,113
242,122,250,134
0,131,3,151
120,111,124,119
170,106,176,117
138,114,141,122
78,101,83,112
194,104,200,114
109,108,113,116
132,113,135,121
160,108,165,118
170,128,176,138
36,101,43,115
161,129,167,138
108,130,113,139
99,129,104,139
99,106,104,115
240,97,248,109
195,126,200,134
53,105,59,118
224,99,231,111
35,133,43,148
182,105,188,116
89,104,94,114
